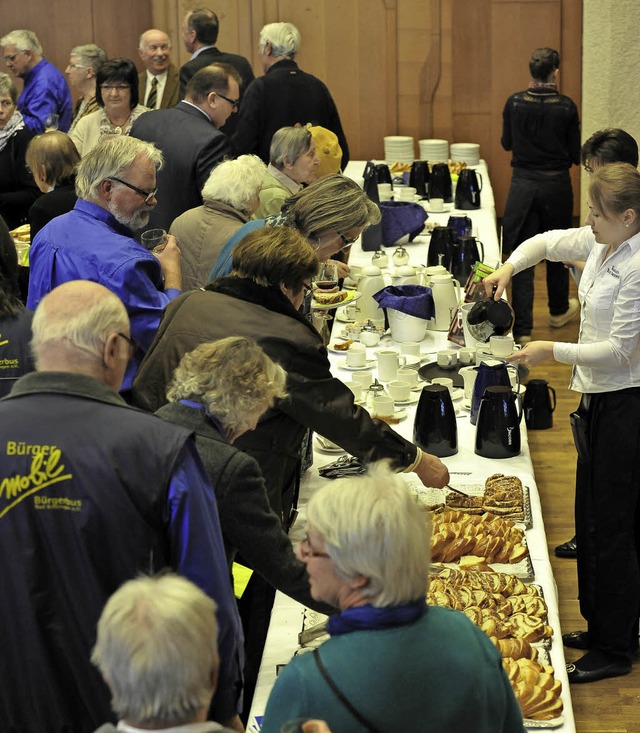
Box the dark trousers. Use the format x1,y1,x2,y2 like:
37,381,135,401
502,171,573,336
574,390,640,662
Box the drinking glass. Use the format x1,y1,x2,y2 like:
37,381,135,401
44,113,59,132
312,262,339,322
141,228,168,251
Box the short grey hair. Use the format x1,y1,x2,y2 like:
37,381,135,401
1,29,42,55
166,336,287,435
0,72,18,103
75,136,163,201
270,126,312,169
91,574,218,728
70,43,107,74
31,281,129,367
306,461,432,606
259,22,301,58
201,154,266,213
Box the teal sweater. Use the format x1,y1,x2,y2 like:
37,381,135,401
261,605,525,733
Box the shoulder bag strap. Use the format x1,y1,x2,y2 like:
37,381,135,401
312,648,384,733
208,219,265,281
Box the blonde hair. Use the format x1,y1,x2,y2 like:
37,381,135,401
588,162,640,221
26,132,80,186
306,461,432,606
166,337,287,435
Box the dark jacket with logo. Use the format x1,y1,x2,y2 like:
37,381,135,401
0,372,243,732
0,308,34,397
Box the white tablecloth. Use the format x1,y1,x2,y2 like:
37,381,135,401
247,163,575,733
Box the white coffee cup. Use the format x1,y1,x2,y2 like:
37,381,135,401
436,349,458,369
459,366,478,399
490,335,515,357
344,304,358,321
346,343,367,367
458,347,476,365
400,342,421,357
344,381,363,401
372,394,395,417
398,186,417,199
430,197,444,212
397,367,419,388
376,350,405,381
352,371,373,389
432,377,454,393
387,380,411,402
377,183,392,195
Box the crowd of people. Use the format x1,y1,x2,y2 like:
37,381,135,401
1,17,639,733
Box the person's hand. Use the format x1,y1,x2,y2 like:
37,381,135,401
154,234,182,291
414,450,450,489
221,714,244,732
327,258,350,279
301,721,332,733
507,340,555,368
482,263,515,300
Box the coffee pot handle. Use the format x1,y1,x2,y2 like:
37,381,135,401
548,384,557,413
452,278,462,304
477,239,485,264
516,392,524,423
477,172,483,192
506,363,520,391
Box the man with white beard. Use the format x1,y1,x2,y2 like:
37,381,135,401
27,135,182,393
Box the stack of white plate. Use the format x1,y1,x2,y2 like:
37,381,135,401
418,139,449,162
450,142,480,166
384,136,415,163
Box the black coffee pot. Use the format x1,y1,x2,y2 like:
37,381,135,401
523,379,556,430
455,169,483,210
374,163,392,185
428,163,453,202
447,215,473,240
413,384,458,457
409,160,429,197
428,226,455,270
475,385,523,459
451,235,485,284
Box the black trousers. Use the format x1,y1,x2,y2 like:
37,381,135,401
574,389,640,662
502,171,573,337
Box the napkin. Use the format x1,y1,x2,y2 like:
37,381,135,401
373,284,435,320
379,200,428,245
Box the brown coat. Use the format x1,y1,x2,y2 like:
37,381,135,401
137,63,180,109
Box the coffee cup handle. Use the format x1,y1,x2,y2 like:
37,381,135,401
399,355,407,367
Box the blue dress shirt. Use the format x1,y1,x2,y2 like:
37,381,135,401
18,58,72,133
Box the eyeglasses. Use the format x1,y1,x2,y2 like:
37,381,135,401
302,281,312,294
3,50,26,63
216,91,239,110
299,536,330,559
117,332,139,359
583,164,594,174
338,232,360,250
109,176,158,204
68,63,89,69
100,84,130,92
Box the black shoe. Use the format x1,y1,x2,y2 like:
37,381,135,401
567,659,631,683
555,536,577,558
563,630,590,649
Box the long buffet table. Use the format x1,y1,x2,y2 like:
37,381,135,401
248,161,575,732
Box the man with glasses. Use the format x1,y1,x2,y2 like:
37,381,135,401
131,63,239,231
0,280,244,733
26,135,183,394
0,29,71,133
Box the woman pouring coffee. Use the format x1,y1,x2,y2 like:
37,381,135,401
484,162,640,684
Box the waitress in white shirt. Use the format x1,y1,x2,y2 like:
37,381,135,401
485,162,640,685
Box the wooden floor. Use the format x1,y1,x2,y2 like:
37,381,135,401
525,264,640,733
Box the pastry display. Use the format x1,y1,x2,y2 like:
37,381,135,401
10,223,30,243
444,473,526,522
502,657,563,721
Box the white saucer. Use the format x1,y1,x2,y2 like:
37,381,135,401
402,355,422,367
373,408,407,421
327,341,354,354
422,204,454,214
393,393,420,405
450,387,464,401
338,358,376,371
335,310,355,323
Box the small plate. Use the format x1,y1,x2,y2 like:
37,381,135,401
335,310,355,323
393,393,420,405
402,354,422,367
338,358,376,371
373,408,407,421
311,290,361,310
422,204,454,214
327,341,355,354
450,387,464,401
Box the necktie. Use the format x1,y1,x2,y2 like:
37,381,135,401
146,77,158,109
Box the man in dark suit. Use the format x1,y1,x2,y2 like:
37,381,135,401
179,8,254,135
137,29,180,110
230,22,349,170
130,64,238,231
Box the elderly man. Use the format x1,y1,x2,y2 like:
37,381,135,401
138,29,180,110
92,574,239,733
231,22,349,169
131,64,238,231
66,43,107,131
0,281,244,733
26,135,182,392
1,29,72,132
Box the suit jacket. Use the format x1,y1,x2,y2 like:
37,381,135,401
138,63,180,109
130,101,230,230
28,179,77,239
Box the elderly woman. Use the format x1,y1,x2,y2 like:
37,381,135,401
261,463,524,732
66,43,107,132
0,73,40,229
0,216,34,396
254,126,320,218
211,173,380,280
26,131,80,238
69,59,147,157
486,163,640,683
170,154,266,290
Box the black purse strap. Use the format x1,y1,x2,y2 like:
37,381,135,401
312,648,384,733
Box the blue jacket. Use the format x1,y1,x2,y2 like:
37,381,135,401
18,58,72,133
26,199,181,390
0,371,243,731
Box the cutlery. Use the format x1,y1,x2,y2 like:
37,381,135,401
444,483,470,497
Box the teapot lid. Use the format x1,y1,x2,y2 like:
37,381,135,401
361,264,382,276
